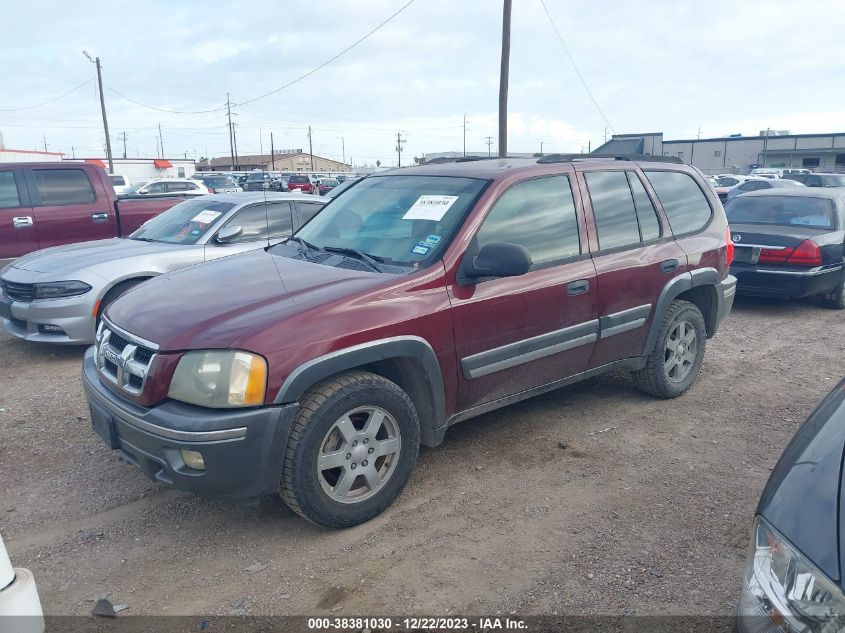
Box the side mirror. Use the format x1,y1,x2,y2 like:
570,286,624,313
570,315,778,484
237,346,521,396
215,225,243,244
138,189,148,194
461,242,532,283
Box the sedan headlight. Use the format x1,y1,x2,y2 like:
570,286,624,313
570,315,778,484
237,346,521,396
739,517,845,632
168,350,267,408
34,280,92,299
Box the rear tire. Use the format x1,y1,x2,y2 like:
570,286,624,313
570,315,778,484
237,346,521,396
632,300,707,399
280,371,420,529
820,278,845,310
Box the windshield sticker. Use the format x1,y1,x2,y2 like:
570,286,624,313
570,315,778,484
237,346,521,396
411,244,430,256
191,209,223,224
402,195,459,221
423,234,442,247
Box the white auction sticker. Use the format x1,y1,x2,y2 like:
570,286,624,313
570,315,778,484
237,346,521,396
191,210,223,224
402,195,459,221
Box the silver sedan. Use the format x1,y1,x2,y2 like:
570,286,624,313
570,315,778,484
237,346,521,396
0,192,328,345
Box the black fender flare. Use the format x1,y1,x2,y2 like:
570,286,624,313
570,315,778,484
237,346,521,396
273,336,447,446
642,267,722,355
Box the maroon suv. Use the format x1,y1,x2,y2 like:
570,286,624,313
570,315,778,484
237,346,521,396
82,155,737,528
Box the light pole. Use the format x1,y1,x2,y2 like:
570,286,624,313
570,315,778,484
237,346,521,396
83,50,114,174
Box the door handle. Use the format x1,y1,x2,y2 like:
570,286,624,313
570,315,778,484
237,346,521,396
92,213,109,223
12,216,33,228
567,279,590,296
660,259,679,273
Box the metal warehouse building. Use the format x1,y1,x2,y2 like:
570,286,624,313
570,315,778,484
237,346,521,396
594,131,845,175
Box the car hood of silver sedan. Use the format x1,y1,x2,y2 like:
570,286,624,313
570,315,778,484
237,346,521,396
11,238,189,276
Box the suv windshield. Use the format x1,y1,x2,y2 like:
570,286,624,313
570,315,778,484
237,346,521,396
123,182,149,194
129,199,236,244
203,176,235,187
286,175,487,267
247,173,268,181
726,195,836,229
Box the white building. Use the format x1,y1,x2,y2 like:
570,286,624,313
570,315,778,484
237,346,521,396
0,148,64,163
68,157,196,183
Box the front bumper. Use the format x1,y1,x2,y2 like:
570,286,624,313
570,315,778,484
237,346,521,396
82,347,298,499
731,263,844,299
0,292,97,345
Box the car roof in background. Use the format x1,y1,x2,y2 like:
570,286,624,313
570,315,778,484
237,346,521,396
201,191,332,204
734,188,845,199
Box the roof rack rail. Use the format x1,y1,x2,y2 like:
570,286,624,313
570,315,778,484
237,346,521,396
423,156,512,164
536,153,683,165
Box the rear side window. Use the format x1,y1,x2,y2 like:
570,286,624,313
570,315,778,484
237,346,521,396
146,182,166,193
585,171,641,250
295,201,324,225
476,175,580,268
109,175,126,186
32,169,96,206
645,171,713,235
0,171,21,208
627,172,661,241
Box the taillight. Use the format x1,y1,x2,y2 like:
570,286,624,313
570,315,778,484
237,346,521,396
786,240,822,266
758,239,822,267
725,227,734,266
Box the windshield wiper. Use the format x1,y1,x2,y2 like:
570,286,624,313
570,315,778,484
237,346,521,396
131,237,158,242
322,246,384,272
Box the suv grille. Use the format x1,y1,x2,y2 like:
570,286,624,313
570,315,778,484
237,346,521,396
1,280,35,303
94,321,158,396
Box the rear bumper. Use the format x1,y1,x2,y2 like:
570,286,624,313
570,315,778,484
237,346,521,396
82,347,298,499
714,274,737,332
730,263,843,299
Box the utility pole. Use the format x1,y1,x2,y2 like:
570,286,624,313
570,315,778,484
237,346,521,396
158,123,164,158
270,132,275,170
697,126,701,140
83,51,114,173
604,127,608,143
463,113,468,157
71,146,75,159
42,135,48,152
396,132,406,167
762,127,770,167
485,136,494,157
226,92,236,171
233,123,239,169
308,126,314,171
118,132,127,158
540,141,544,156
339,137,346,166
498,0,512,158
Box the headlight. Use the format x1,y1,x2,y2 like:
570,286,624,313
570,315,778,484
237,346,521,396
739,517,845,632
168,350,267,408
33,280,92,299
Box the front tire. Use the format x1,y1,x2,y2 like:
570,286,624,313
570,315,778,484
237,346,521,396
632,300,707,399
280,371,420,528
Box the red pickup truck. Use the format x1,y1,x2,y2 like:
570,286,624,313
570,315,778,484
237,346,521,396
0,162,187,267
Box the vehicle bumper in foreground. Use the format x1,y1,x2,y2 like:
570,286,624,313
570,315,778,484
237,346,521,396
714,274,737,332
731,263,843,299
82,347,298,499
0,293,97,345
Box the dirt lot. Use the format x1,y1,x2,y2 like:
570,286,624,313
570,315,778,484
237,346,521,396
1,296,843,619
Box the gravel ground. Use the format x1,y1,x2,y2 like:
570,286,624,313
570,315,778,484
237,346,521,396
1,295,843,619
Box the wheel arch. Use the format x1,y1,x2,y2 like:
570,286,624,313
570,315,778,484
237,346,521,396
643,268,722,355
274,336,447,447
96,275,156,318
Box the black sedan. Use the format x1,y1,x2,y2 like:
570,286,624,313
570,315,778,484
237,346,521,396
737,378,845,632
725,189,845,309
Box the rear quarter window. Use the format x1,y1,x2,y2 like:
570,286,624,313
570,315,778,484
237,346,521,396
644,171,713,235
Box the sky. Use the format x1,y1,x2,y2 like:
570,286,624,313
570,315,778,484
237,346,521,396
3,0,845,167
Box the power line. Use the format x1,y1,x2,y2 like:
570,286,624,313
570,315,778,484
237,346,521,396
0,78,94,112
104,86,229,114
538,0,615,135
235,0,416,107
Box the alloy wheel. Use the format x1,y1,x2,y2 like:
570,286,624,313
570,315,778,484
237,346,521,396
664,320,698,383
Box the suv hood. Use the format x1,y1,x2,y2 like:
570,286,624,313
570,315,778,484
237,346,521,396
106,249,391,351
757,379,845,586
12,238,182,275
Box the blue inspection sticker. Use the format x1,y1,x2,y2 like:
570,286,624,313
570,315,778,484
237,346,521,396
411,244,430,256
422,234,442,247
